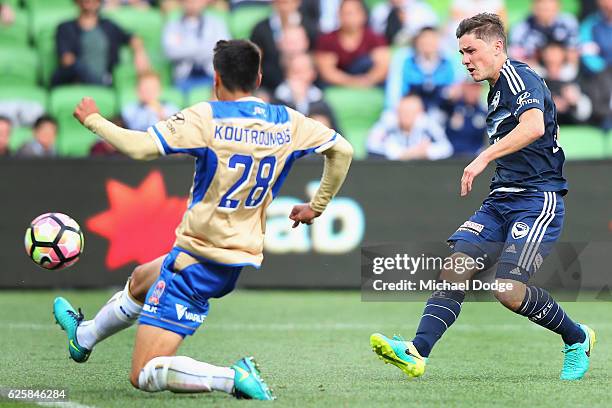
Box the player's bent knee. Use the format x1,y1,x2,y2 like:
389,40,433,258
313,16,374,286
439,252,481,282
132,356,171,392
493,280,525,311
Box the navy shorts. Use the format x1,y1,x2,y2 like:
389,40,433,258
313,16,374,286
448,191,564,283
139,247,242,337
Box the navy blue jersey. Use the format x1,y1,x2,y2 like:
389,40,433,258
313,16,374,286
486,59,567,194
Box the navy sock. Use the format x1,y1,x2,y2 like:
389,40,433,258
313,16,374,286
516,286,585,345
412,290,465,357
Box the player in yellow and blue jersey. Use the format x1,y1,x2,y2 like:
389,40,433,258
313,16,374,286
53,40,353,400
370,13,595,381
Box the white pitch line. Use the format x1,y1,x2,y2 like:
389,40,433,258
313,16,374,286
6,322,612,331
37,401,96,408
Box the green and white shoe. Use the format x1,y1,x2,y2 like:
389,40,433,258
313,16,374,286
53,297,91,363
232,357,275,400
560,324,596,380
370,333,428,378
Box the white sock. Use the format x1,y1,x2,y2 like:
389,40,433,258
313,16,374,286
76,280,143,350
138,356,235,394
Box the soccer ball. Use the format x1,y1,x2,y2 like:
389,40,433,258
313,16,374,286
24,213,84,270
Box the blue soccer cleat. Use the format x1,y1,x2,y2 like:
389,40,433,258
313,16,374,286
370,333,427,378
232,356,275,400
560,324,596,380
53,297,91,363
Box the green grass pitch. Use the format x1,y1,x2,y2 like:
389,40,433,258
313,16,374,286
0,290,610,407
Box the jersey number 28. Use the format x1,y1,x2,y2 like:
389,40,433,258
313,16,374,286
218,154,277,211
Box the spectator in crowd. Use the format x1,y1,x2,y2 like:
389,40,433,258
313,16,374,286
536,41,592,124
52,0,149,87
0,1,15,25
308,101,340,132
367,94,452,160
163,0,230,93
370,0,438,45
0,116,11,157
122,71,180,131
250,0,318,92
510,0,579,66
16,116,58,158
273,52,335,118
580,0,612,128
441,80,487,157
315,0,389,88
385,26,455,111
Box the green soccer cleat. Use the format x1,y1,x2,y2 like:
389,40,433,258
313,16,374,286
231,357,275,400
370,333,427,378
560,324,596,380
53,297,91,363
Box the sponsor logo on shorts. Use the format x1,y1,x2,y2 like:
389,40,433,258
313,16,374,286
533,253,544,271
457,221,484,235
505,244,517,254
148,280,166,306
175,304,206,323
143,304,158,314
511,222,530,239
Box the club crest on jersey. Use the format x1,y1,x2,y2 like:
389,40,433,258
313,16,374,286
491,91,500,110
511,222,530,239
148,280,166,305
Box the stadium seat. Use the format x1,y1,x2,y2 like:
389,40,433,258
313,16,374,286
50,86,118,157
0,85,47,110
113,49,173,91
0,46,38,87
187,86,213,106
559,125,606,160
228,5,271,39
0,9,29,47
103,7,163,57
425,0,452,22
118,86,185,112
324,87,385,159
24,0,75,12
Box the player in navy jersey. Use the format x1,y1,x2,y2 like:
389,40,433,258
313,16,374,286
370,13,595,381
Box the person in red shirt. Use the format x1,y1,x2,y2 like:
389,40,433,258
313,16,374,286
315,0,389,87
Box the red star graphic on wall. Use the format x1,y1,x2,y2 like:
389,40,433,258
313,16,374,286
87,170,188,270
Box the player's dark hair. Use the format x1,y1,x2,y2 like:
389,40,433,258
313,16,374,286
456,13,507,51
33,115,57,129
0,115,11,126
213,40,261,93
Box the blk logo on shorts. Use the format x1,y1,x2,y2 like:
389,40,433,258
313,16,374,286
511,222,530,239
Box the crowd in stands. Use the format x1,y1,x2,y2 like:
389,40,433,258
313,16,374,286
0,0,610,160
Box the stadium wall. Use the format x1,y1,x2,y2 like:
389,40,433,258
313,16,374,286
1,159,610,289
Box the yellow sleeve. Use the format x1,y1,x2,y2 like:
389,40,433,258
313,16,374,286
147,102,211,155
291,109,339,153
309,135,353,213
84,113,160,160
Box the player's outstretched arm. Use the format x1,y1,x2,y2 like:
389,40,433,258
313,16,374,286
290,136,353,227
461,108,544,196
74,97,160,160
